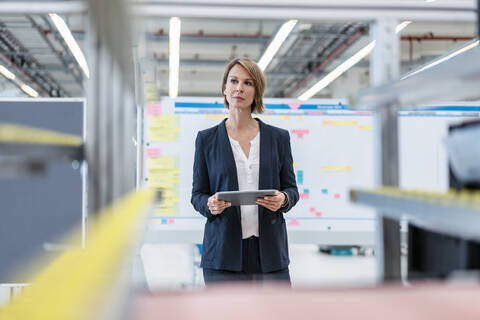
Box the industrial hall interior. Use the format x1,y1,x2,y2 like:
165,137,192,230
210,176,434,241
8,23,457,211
2,0,480,319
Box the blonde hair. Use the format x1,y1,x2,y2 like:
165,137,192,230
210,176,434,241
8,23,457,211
221,58,266,114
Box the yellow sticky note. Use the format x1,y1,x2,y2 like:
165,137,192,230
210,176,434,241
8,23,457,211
297,116,304,120
149,156,175,170
322,166,352,172
358,125,373,130
161,189,177,199
149,114,176,128
266,116,274,120
148,178,175,189
149,128,177,141
293,161,297,167
155,204,176,216
280,116,291,120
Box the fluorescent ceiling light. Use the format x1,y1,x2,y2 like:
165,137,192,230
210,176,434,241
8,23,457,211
298,21,410,101
49,13,90,78
395,21,411,33
21,84,39,97
401,40,479,80
169,17,181,98
298,41,376,101
0,65,15,80
257,19,297,71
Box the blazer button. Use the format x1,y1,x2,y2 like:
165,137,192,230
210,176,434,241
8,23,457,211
271,219,277,224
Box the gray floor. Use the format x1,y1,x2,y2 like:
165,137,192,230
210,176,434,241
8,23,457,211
141,243,377,290
0,244,377,307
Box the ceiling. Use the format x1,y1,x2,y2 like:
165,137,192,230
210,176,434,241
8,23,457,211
0,11,475,99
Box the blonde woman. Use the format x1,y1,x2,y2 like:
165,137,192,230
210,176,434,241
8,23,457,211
191,58,299,285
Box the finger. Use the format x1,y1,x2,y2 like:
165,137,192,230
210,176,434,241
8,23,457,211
263,195,281,201
258,199,279,206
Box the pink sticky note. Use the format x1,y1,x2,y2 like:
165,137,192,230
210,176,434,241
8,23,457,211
287,218,300,226
146,148,162,158
300,193,310,199
315,212,322,217
288,102,302,110
147,103,162,116
291,129,310,139
309,207,316,213
168,219,175,224
334,194,341,199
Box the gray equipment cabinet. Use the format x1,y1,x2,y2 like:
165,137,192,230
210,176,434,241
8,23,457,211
0,98,85,283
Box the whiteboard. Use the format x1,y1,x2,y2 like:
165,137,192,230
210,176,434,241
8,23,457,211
142,97,480,245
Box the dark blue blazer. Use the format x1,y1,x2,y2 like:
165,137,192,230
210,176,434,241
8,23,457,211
191,118,299,272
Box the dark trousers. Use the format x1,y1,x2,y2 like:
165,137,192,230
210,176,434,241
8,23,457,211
203,236,291,286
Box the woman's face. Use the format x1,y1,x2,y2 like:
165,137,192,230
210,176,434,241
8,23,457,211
224,64,255,111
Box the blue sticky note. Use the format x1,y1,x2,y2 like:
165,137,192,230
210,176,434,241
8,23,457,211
297,170,304,184
161,218,167,224
322,189,328,194
304,189,310,194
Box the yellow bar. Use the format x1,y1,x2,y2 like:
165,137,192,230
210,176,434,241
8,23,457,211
0,124,82,146
322,166,352,172
0,189,155,320
322,120,358,126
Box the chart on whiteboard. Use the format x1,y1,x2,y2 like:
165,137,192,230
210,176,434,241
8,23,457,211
142,97,377,233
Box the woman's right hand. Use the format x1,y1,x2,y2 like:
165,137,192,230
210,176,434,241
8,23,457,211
207,193,231,215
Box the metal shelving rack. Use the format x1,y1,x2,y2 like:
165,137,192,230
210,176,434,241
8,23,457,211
351,188,480,242
352,9,480,281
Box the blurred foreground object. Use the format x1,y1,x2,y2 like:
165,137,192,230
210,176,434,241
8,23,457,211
133,283,480,320
446,120,480,188
0,189,155,320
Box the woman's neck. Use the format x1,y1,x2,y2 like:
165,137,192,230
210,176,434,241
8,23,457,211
226,109,257,131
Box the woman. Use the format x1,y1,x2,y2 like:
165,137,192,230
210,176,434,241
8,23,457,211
191,58,299,285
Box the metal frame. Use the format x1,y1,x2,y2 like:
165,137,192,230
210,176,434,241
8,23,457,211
1,0,476,284
132,1,476,21
351,189,480,243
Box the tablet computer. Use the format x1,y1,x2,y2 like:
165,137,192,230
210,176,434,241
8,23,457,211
217,189,277,206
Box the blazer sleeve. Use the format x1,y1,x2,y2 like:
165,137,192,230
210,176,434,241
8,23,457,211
279,130,299,213
191,131,215,220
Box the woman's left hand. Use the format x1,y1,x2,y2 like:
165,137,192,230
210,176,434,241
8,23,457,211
256,191,285,212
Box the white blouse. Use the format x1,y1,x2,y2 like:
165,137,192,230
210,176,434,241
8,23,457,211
228,132,260,239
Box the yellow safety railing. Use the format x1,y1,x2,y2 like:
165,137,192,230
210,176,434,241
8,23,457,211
357,186,480,207
0,123,82,146
0,189,155,320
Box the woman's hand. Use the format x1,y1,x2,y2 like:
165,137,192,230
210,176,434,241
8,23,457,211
207,193,231,215
256,191,286,212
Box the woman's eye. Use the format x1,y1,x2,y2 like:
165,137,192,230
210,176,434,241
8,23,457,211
246,82,253,86
230,79,237,83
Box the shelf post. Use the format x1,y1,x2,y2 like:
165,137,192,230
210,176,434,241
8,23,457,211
370,18,402,282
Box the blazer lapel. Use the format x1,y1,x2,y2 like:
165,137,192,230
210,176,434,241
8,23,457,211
257,118,272,230
218,119,242,223
219,118,239,191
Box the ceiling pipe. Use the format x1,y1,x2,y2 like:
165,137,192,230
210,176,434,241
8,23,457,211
285,27,365,98
401,35,474,41
0,50,49,96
